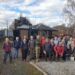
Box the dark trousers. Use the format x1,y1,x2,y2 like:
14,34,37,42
63,47,67,61
4,51,12,63
40,46,44,58
63,50,67,61
55,54,63,61
21,49,28,61
44,50,52,61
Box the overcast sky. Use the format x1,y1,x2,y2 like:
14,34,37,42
0,0,66,29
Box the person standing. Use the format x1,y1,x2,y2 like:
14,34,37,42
67,37,73,58
28,36,35,60
72,37,75,60
13,37,21,59
3,38,12,64
67,37,75,60
21,36,29,61
54,42,64,61
43,38,52,61
40,36,45,58
50,38,55,61
35,35,41,62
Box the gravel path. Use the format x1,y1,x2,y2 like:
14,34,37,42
36,61,75,75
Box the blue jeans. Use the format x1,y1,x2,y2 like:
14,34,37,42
4,51,12,63
14,48,19,59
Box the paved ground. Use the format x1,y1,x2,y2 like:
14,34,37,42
36,61,75,75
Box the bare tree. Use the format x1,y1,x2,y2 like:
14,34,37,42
64,0,75,26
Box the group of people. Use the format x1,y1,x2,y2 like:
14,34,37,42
3,35,75,63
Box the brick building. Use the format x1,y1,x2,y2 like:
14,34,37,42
12,16,32,39
11,16,57,40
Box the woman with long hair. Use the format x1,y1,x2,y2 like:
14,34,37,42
3,37,12,64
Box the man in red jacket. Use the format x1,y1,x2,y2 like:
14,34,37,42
54,42,64,61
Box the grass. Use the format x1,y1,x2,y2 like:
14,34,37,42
0,41,43,75
0,61,43,75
